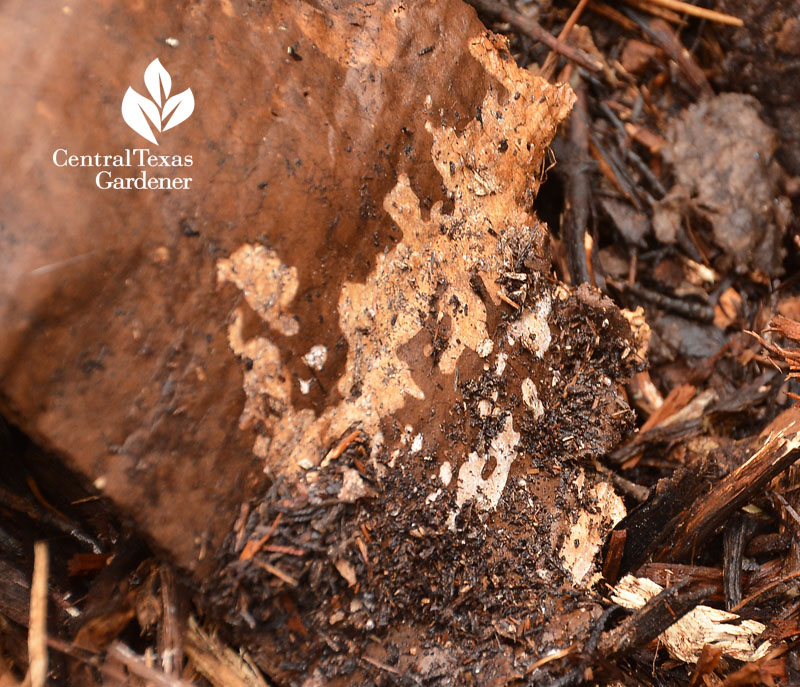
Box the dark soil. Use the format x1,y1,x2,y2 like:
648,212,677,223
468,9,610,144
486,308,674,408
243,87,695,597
3,2,800,687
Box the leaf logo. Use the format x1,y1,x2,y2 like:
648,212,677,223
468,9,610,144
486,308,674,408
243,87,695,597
121,59,194,145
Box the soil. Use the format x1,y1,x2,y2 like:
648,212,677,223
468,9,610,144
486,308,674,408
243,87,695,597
2,2,800,687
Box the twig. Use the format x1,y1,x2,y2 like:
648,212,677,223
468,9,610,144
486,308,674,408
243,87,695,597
321,429,363,467
159,566,184,677
609,416,703,465
771,490,800,534
0,486,100,553
626,0,743,26
466,0,603,73
587,2,637,31
107,643,196,687
660,422,800,561
361,656,402,675
252,559,299,587
540,0,591,81
624,0,684,25
589,135,644,211
565,76,592,285
609,278,715,322
602,530,627,584
625,148,667,198
730,569,800,614
527,644,575,672
593,460,650,502
27,542,48,687
497,288,521,309
239,513,283,561
262,543,306,556
628,14,713,97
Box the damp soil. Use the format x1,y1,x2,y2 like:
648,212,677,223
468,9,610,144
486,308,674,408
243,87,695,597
3,2,800,687
204,275,640,686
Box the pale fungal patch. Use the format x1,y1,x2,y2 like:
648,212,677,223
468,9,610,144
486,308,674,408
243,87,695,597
521,377,544,419
302,344,328,371
439,461,453,487
218,35,574,475
495,352,507,376
425,489,442,504
476,338,494,358
455,415,521,511
612,575,771,663
217,244,299,336
378,178,497,376
559,480,626,586
508,297,552,358
410,433,423,454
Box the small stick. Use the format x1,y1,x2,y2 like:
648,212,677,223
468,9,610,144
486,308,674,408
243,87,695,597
253,559,299,587
239,512,283,561
564,76,592,286
587,2,637,31
27,542,49,687
660,425,800,561
321,429,363,467
602,530,627,584
624,0,684,25
722,516,746,610
730,569,800,614
772,490,800,533
610,278,715,322
540,0,591,81
627,0,743,26
631,15,713,97
497,289,520,310
466,0,603,73
589,136,644,211
261,544,306,556
107,643,196,687
626,149,667,198
362,656,402,676
159,566,184,677
184,616,268,687
527,644,575,671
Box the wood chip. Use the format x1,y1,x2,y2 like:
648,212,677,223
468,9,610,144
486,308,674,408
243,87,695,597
611,576,770,662
184,616,268,687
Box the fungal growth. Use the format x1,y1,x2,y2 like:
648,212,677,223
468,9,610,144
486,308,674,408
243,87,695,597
215,31,643,682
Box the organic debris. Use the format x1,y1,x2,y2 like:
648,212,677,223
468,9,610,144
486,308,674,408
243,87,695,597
2,0,800,686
